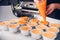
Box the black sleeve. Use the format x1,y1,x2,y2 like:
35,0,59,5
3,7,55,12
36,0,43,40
0,0,9,5
47,0,60,20
55,0,60,3
47,0,60,5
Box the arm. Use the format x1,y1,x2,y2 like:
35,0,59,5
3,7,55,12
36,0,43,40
56,3,60,9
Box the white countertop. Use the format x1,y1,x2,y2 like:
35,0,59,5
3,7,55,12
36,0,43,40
0,31,37,40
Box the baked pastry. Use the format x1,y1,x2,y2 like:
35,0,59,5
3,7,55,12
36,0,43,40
31,29,43,39
43,31,56,40
20,26,31,35
8,24,19,32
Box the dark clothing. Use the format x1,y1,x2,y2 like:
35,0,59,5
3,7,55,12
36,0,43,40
0,0,10,5
47,0,60,20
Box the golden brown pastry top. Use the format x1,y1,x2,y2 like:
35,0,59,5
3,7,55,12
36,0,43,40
9,19,19,23
31,29,43,35
36,24,48,29
20,26,31,31
0,21,9,26
20,16,28,21
47,27,59,33
18,21,27,25
43,31,56,39
8,24,19,28
30,18,39,23
49,23,60,28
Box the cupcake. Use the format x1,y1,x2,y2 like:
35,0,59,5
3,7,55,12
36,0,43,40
47,27,59,34
30,29,43,39
0,21,9,31
9,19,19,23
29,18,39,24
18,20,27,26
49,23,60,28
8,24,19,33
20,26,31,35
36,24,48,31
20,16,29,21
42,31,56,40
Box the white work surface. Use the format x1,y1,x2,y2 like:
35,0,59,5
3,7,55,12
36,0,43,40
0,6,60,40
0,31,36,40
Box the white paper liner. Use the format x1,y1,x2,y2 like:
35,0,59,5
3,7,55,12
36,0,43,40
31,32,41,39
20,30,30,36
0,25,8,31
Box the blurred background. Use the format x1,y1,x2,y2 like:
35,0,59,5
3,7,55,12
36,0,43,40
0,0,11,5
0,0,33,6
0,0,34,21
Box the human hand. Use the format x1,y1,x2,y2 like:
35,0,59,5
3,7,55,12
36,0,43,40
46,3,56,15
34,0,43,3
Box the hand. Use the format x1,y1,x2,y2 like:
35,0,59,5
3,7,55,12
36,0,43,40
34,0,43,3
46,3,56,15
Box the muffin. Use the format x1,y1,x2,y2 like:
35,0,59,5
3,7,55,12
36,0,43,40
18,20,27,26
9,19,19,23
47,27,59,34
29,18,39,23
8,24,19,33
20,26,31,35
36,24,48,30
42,31,56,40
49,23,60,28
20,16,29,21
30,29,43,39
0,21,9,31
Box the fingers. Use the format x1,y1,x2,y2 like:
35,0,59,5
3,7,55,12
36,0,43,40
34,0,44,3
47,8,54,15
34,0,39,2
46,4,55,15
46,5,52,15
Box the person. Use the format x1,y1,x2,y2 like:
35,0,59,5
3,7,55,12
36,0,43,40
47,3,60,15
47,0,60,20
34,0,60,20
